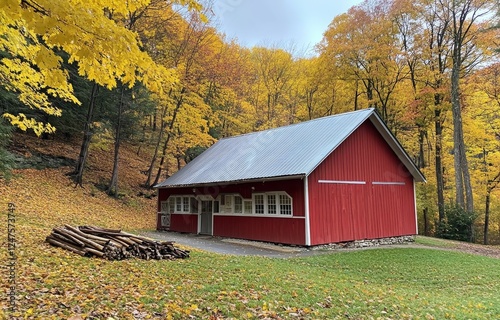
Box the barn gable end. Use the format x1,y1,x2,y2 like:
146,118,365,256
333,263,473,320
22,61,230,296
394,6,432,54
308,120,417,245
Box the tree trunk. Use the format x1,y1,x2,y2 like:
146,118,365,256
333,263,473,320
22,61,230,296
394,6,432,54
107,85,125,196
74,82,99,187
423,207,429,236
151,88,185,187
484,191,490,245
451,54,473,212
434,106,445,222
144,118,165,188
418,127,426,169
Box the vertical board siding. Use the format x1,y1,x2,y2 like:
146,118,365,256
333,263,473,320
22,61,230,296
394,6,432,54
308,121,416,245
170,214,198,233
213,216,305,245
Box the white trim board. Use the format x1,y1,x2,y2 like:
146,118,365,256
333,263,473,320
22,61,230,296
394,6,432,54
372,181,406,185
318,180,366,185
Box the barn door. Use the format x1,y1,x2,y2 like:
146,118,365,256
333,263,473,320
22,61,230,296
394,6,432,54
200,200,213,235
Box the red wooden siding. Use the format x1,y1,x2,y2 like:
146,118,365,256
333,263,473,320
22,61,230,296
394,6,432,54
213,216,305,245
169,214,198,233
308,121,416,245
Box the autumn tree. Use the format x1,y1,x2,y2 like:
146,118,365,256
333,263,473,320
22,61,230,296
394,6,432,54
249,47,297,129
445,0,496,213
319,1,413,132
137,4,216,187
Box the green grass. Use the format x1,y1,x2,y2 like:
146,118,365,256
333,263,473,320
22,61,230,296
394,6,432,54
415,235,457,248
10,245,500,319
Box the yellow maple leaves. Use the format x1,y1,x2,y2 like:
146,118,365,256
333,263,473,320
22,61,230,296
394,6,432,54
0,0,200,135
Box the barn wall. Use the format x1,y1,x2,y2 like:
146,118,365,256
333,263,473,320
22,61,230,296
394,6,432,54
157,178,305,240
308,120,416,245
213,216,305,245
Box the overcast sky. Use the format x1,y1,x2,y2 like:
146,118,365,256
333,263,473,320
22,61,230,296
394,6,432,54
212,0,364,57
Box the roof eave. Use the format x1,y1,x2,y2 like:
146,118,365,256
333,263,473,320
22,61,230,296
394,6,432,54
154,174,307,189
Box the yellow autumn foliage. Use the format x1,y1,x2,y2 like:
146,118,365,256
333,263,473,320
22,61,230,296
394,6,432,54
0,0,201,135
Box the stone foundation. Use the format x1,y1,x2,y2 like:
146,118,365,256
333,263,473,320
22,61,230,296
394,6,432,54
312,235,415,250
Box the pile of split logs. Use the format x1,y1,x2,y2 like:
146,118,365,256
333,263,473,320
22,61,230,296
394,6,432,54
46,225,189,260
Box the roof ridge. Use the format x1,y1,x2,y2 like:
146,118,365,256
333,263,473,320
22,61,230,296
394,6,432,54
220,108,375,141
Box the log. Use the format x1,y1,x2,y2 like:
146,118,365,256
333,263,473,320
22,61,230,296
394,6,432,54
57,228,104,251
51,230,85,247
46,236,86,256
85,247,105,257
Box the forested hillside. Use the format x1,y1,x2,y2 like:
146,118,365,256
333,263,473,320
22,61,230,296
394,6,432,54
1,0,500,244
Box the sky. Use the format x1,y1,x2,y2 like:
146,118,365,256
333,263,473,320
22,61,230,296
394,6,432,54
212,0,364,57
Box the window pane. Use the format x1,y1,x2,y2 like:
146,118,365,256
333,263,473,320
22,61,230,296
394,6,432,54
183,197,190,212
169,198,175,213
161,201,169,213
267,194,276,214
279,194,292,215
234,196,243,213
190,197,198,213
244,200,252,214
175,197,182,212
213,200,220,213
254,194,264,214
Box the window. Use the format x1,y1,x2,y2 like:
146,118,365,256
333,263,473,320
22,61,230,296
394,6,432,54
213,200,220,213
190,197,198,213
267,194,276,214
252,192,292,215
254,194,264,214
279,194,292,215
244,200,252,214
169,196,196,213
220,195,233,213
234,196,243,213
160,201,169,213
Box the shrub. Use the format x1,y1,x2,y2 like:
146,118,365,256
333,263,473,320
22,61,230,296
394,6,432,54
436,204,477,242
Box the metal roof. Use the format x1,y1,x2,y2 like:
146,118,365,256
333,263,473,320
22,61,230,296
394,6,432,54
155,108,425,188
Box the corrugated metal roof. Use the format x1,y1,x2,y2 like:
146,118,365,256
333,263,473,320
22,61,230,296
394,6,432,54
155,108,425,188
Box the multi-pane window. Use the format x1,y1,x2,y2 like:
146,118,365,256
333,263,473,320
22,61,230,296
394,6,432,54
279,194,292,215
267,194,276,214
168,197,175,213
190,197,198,213
169,196,197,213
234,196,243,213
254,194,265,214
252,193,293,215
244,200,252,214
160,201,169,213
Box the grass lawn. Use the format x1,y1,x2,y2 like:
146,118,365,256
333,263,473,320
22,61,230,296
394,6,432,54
3,239,500,319
2,168,500,319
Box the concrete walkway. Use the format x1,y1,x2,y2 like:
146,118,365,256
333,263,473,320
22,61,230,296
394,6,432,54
140,231,319,258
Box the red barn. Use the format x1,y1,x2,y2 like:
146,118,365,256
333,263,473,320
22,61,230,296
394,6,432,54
155,108,425,246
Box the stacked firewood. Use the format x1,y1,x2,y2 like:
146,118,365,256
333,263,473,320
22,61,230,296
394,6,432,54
46,225,189,260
